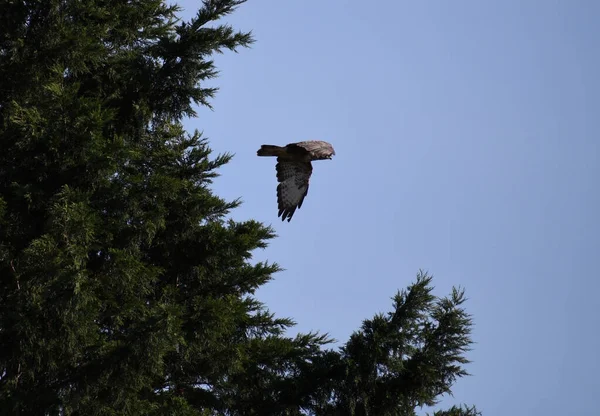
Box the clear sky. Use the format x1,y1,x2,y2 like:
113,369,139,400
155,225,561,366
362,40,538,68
178,1,599,414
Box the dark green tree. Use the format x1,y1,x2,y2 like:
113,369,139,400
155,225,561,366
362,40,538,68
0,1,480,415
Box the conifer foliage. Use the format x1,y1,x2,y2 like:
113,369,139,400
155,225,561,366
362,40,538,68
0,1,480,415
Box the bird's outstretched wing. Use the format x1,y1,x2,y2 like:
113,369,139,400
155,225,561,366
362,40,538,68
275,160,313,222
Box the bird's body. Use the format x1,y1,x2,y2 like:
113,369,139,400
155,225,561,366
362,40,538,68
257,140,335,222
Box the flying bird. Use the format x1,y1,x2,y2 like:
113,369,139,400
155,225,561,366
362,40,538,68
257,140,335,222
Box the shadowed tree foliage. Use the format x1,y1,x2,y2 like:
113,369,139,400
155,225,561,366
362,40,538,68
0,1,480,415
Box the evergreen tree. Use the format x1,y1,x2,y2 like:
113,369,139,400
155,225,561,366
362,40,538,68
0,1,480,415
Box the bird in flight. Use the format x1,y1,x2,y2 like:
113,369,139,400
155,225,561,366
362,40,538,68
257,140,335,222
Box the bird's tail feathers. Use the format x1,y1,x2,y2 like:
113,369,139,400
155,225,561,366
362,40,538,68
257,144,285,157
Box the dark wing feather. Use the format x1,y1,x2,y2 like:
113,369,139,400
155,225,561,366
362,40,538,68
292,140,335,160
275,160,313,222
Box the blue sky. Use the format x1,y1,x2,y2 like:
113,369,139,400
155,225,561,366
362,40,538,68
178,1,599,414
